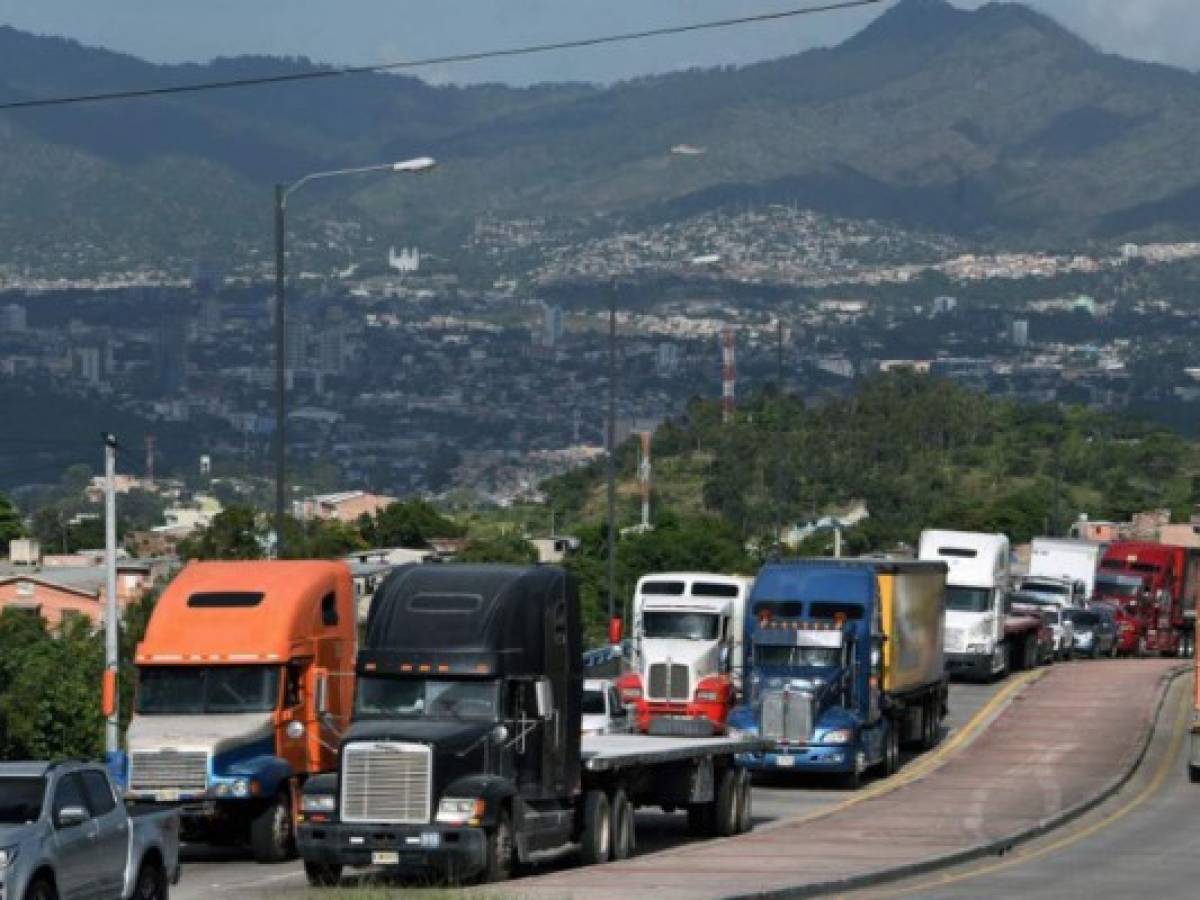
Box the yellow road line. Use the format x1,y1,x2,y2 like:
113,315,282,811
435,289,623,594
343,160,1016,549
769,668,1044,830
859,676,1191,898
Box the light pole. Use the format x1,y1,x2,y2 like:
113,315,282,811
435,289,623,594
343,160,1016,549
273,156,436,556
606,276,618,630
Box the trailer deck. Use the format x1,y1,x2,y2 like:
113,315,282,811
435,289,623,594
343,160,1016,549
580,733,765,771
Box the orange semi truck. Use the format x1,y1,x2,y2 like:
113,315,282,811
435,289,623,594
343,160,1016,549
117,561,356,862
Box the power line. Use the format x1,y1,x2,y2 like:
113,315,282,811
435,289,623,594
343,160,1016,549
0,0,887,112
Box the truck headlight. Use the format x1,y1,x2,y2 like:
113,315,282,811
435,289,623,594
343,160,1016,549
230,778,251,798
0,845,18,869
819,729,854,745
436,798,486,826
301,795,337,813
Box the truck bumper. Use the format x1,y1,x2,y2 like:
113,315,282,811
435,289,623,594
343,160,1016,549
944,652,996,680
638,701,727,734
737,745,858,773
298,821,488,880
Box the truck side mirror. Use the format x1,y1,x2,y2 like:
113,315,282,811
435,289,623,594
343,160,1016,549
534,677,554,720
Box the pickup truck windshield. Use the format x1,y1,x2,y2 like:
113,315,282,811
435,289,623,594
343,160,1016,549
137,665,281,714
945,586,992,612
755,646,840,668
0,776,45,824
355,677,500,721
643,612,719,640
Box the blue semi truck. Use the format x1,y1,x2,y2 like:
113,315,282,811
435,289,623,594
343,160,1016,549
727,559,948,787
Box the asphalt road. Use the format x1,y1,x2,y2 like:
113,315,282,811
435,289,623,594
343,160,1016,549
855,670,1195,900
173,680,1004,899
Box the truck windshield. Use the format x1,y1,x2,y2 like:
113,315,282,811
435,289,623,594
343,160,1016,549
0,776,45,824
1095,577,1140,600
137,665,281,714
582,688,607,715
945,586,992,612
355,676,501,721
643,612,719,640
755,645,840,668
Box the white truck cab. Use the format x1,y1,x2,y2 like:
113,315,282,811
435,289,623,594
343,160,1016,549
918,530,1010,680
619,573,752,735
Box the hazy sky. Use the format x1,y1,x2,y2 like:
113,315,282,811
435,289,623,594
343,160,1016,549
0,1,1195,86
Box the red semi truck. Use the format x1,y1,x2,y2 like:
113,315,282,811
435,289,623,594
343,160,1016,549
1099,542,1200,657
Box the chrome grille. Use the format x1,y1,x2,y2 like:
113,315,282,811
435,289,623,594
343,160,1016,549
944,627,966,654
647,663,690,700
341,742,431,825
761,691,813,743
129,750,208,793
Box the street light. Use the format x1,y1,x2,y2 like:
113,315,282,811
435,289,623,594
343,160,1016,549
273,156,436,556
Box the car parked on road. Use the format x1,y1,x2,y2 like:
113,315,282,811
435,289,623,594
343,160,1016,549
0,760,180,900
582,677,632,736
1011,594,1069,663
1066,608,1117,658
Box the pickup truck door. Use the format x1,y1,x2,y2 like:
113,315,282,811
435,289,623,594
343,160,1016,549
80,769,130,898
48,774,95,900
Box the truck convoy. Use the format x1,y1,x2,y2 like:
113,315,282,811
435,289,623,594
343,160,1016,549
728,559,948,787
1100,542,1200,657
119,561,357,862
0,761,180,900
296,564,761,886
616,573,752,735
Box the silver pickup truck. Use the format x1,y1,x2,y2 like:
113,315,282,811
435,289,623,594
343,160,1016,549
0,761,180,900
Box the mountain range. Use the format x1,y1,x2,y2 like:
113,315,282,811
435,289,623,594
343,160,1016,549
3,0,1200,275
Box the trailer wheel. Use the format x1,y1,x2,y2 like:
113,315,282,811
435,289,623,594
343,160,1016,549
610,790,635,861
579,790,611,866
303,862,342,887
687,802,713,836
250,789,295,863
734,769,753,834
482,810,515,882
920,698,940,751
714,767,739,837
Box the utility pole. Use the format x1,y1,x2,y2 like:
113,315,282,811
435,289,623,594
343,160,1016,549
775,319,784,547
606,277,618,628
103,433,120,760
273,184,288,559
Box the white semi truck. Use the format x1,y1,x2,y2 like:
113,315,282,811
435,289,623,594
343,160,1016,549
617,573,752,736
1029,537,1104,601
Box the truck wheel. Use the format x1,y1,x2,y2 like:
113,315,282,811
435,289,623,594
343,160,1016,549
1190,765,1200,785
735,769,753,834
881,726,899,777
24,878,58,900
482,810,516,882
610,790,635,861
303,861,342,887
920,699,939,751
133,859,168,900
579,790,611,866
250,789,296,863
714,767,739,837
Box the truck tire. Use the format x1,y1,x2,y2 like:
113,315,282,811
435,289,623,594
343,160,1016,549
714,767,739,837
250,789,296,863
1190,765,1200,785
610,790,635,861
579,790,611,866
921,697,940,751
881,725,900,777
735,769,753,834
303,861,343,887
23,877,58,900
133,859,168,900
687,802,713,836
482,810,515,882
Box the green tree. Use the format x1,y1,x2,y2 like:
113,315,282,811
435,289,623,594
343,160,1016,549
177,506,264,560
0,493,23,548
365,500,465,548
282,518,367,559
457,534,538,565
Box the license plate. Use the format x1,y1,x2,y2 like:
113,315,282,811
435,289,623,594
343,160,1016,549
157,790,181,802
774,755,795,768
372,851,400,865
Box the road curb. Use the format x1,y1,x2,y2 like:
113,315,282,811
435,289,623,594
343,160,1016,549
730,663,1190,900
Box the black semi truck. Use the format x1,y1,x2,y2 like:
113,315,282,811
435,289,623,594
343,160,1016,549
296,564,761,885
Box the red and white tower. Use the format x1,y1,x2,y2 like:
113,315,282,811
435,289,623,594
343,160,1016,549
721,326,736,424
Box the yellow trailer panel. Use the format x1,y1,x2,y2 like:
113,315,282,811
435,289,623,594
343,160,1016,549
878,565,946,695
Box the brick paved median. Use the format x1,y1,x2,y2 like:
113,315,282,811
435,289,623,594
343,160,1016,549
506,660,1182,900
